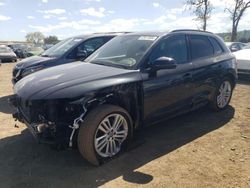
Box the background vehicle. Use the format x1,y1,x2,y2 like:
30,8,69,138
242,43,250,49
0,45,17,62
11,30,237,165
233,48,250,75
26,46,44,56
8,44,30,58
12,33,121,84
43,44,54,50
225,42,246,52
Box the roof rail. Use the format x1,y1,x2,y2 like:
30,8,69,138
171,29,213,34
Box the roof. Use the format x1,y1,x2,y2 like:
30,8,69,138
125,31,168,37
71,32,130,40
171,29,213,34
123,29,216,38
65,30,216,40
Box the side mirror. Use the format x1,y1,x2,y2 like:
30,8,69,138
152,57,177,70
76,49,87,60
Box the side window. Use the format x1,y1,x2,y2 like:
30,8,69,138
67,38,106,59
189,35,213,60
149,35,188,64
209,37,223,55
78,38,105,55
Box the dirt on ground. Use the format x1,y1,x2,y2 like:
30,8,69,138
0,62,250,188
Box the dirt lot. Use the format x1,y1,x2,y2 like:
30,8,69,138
0,63,250,188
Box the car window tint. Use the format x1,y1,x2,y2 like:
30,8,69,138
149,35,188,64
209,37,223,55
189,35,213,60
78,38,105,55
68,38,105,59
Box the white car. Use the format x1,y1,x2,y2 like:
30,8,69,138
233,46,250,75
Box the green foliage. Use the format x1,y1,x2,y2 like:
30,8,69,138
44,36,59,45
25,32,45,44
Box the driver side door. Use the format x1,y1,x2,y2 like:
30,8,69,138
142,34,194,123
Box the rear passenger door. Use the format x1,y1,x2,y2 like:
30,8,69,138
189,35,225,105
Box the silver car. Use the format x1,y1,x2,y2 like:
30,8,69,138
0,45,17,63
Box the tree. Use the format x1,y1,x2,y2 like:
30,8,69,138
44,35,60,45
186,0,213,31
25,32,45,45
226,0,250,42
224,35,231,42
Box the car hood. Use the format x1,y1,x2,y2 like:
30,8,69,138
15,56,56,68
14,62,141,100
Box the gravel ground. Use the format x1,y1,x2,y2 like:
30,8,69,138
0,63,250,188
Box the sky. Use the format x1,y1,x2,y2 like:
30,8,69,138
0,0,250,41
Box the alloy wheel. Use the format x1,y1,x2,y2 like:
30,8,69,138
217,80,232,108
94,113,128,157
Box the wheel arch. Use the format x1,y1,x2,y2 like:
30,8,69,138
84,82,142,130
223,72,237,89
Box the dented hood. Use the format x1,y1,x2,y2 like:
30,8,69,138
14,61,141,100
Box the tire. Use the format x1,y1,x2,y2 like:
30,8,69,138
210,77,233,111
77,104,133,166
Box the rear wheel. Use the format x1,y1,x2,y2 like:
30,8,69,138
210,78,233,111
77,104,133,165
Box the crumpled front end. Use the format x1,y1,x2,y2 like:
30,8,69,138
9,95,83,148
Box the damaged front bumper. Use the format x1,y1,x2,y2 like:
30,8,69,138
9,93,106,148
9,95,73,147
12,110,58,145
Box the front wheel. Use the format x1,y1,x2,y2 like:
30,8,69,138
210,78,233,111
77,104,133,165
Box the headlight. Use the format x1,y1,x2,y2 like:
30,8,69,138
22,65,44,77
15,68,22,77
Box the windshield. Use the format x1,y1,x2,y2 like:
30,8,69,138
41,37,83,57
86,35,158,69
0,47,12,53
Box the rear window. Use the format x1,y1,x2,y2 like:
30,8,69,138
209,37,223,55
189,35,214,60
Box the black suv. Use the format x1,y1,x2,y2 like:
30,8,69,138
12,33,119,84
11,30,237,165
